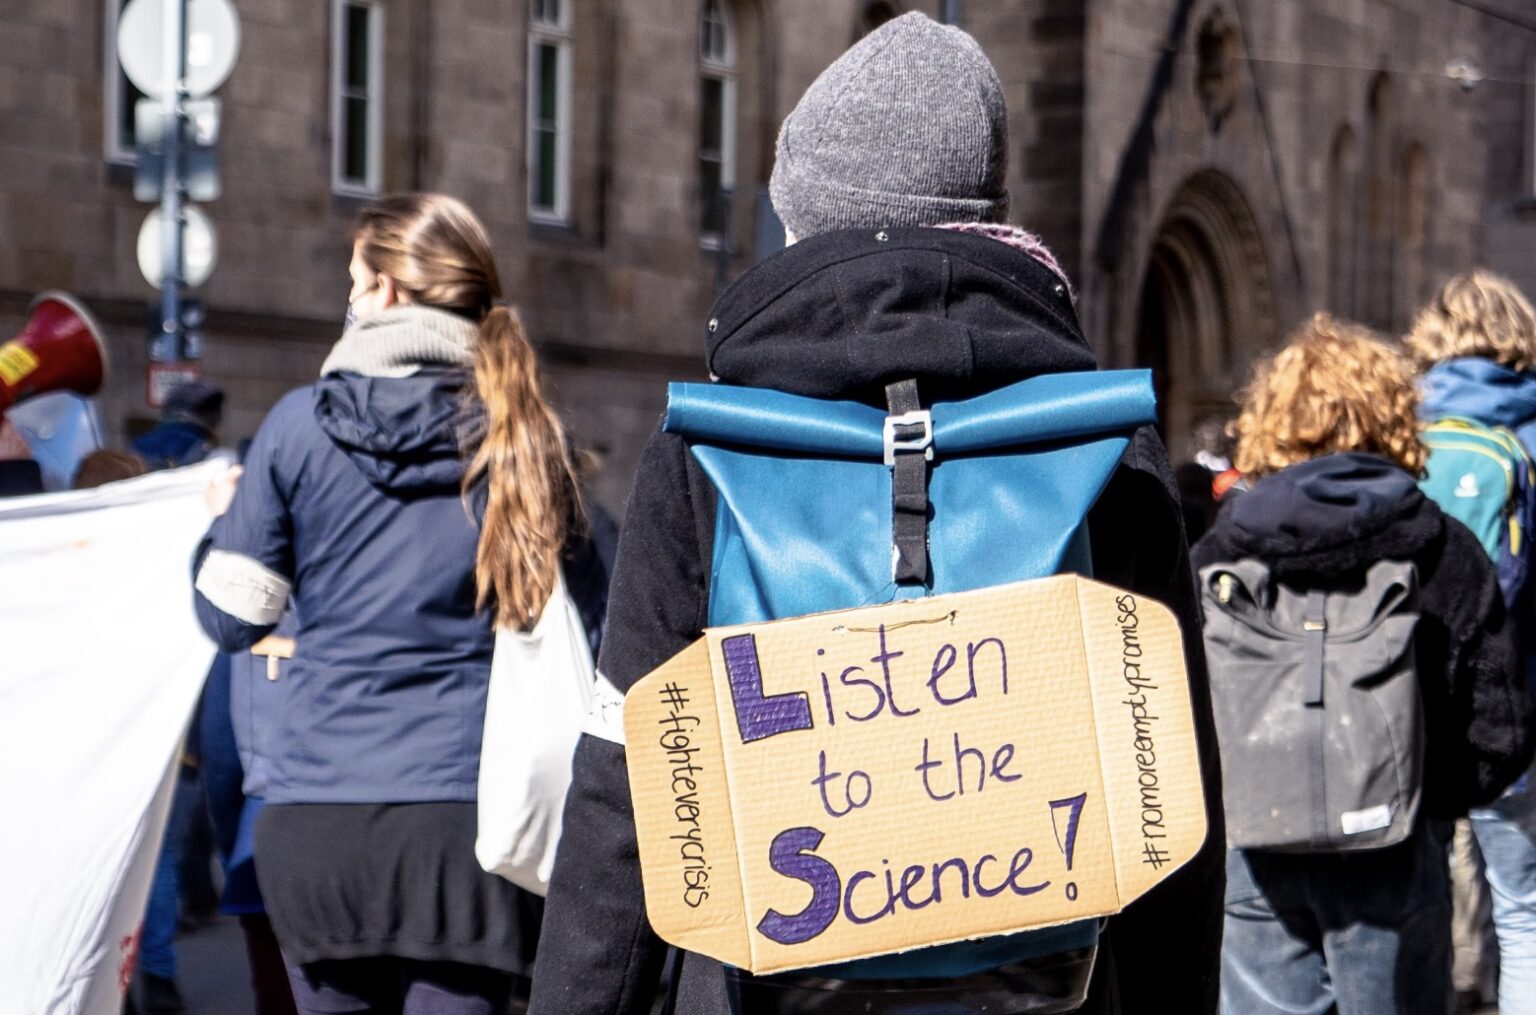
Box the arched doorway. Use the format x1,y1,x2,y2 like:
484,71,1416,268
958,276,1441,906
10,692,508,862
1136,170,1276,461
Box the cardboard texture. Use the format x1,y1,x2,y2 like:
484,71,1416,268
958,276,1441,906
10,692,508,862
624,575,1207,974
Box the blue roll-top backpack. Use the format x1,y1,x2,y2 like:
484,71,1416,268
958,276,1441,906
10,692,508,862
661,368,1159,1014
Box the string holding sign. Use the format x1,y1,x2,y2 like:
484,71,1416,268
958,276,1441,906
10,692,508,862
833,610,957,635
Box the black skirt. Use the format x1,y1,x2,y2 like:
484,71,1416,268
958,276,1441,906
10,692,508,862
255,801,543,974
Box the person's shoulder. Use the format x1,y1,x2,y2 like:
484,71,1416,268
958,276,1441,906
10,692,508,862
270,384,319,418
1116,425,1177,485
253,385,321,437
1096,425,1184,531
1409,503,1496,617
242,385,325,469
1188,520,1230,570
640,425,689,458
1429,509,1488,574
631,427,696,494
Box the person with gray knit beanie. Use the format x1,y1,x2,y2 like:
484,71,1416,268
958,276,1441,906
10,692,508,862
769,11,1009,239
530,14,1224,1015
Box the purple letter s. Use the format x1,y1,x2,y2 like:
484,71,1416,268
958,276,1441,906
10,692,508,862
756,826,840,946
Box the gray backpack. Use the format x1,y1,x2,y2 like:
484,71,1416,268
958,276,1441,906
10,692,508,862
1199,558,1424,852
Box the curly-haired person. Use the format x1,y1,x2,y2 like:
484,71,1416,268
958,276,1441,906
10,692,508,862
1406,270,1536,1015
1191,314,1535,1015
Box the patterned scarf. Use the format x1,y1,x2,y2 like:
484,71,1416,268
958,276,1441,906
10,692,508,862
934,222,1076,302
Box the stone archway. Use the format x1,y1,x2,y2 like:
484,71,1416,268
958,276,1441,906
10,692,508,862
1136,169,1276,460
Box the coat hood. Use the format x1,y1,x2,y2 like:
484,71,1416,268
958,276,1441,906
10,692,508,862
1421,357,1536,430
313,369,470,492
1213,453,1442,578
704,226,1096,405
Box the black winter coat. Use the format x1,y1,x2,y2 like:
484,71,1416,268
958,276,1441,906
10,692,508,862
1191,453,1536,818
529,228,1226,1015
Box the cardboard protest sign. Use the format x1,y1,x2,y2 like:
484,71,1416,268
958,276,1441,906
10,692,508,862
625,575,1206,975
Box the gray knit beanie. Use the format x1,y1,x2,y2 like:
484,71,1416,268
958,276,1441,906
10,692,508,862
769,12,1009,239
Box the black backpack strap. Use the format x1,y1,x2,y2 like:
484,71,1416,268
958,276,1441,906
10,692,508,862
885,379,932,586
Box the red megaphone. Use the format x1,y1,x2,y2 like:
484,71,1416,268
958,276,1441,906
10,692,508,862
0,292,108,412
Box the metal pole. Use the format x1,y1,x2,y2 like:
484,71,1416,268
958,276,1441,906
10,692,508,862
941,0,960,25
159,0,188,359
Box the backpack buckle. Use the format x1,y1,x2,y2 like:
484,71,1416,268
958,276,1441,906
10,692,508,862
883,410,934,466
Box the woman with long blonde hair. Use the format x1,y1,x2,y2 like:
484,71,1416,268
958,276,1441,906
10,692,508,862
193,193,608,1014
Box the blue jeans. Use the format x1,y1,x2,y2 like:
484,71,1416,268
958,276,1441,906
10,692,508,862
140,765,201,980
1469,787,1536,1013
1221,822,1453,1015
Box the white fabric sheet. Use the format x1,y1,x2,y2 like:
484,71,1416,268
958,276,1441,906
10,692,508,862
0,461,224,1014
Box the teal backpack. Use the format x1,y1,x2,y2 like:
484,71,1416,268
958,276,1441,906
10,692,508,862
1419,417,1535,607
661,368,1158,1013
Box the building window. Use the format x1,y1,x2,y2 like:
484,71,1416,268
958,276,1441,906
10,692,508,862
331,0,384,196
528,0,572,222
1363,72,1396,329
103,0,148,163
1528,50,1536,194
699,0,737,243
1327,126,1357,317
1398,142,1429,315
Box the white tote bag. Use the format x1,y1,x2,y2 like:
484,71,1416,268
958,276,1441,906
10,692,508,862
475,571,596,895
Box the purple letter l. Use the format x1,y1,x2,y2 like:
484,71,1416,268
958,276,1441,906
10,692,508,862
721,633,812,743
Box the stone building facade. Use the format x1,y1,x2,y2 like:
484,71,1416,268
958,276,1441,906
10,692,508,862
2,0,1534,509
1061,0,1533,454
1477,0,1536,302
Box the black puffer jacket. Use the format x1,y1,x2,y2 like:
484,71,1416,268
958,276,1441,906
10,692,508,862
530,227,1225,1015
1192,453,1535,818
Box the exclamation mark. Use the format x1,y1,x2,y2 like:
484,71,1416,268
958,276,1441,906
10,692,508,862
1050,793,1087,902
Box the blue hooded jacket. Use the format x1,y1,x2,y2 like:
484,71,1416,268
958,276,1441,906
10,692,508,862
132,420,216,469
1420,356,1536,613
194,369,609,805
1421,357,1536,453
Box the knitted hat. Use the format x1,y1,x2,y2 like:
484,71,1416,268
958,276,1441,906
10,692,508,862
769,12,1010,239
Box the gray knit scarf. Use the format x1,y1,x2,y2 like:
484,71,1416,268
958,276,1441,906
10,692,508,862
320,305,479,378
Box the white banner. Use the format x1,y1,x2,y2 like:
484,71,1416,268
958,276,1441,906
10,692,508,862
0,461,224,1015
